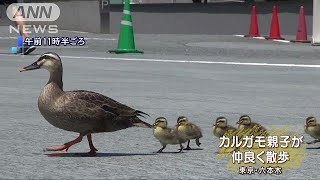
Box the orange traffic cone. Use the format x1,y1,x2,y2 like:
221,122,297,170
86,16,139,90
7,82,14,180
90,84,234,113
291,6,310,43
267,5,284,40
245,6,260,37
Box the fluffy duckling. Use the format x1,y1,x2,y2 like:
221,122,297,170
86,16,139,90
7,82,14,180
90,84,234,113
176,116,202,150
153,117,185,153
304,116,320,144
213,116,236,138
236,115,268,136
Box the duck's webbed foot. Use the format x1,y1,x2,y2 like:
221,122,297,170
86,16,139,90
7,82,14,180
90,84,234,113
45,134,83,152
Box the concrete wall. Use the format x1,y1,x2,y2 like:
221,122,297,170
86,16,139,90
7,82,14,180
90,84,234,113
109,1,313,35
0,0,313,35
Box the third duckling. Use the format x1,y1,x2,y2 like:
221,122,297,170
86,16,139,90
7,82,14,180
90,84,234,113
213,116,236,138
236,115,268,136
176,116,203,150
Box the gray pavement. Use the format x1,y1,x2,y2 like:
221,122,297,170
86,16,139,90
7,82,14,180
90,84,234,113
1,26,320,179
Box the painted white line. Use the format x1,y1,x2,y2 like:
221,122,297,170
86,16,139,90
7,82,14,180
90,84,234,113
272,39,291,43
55,55,320,68
85,37,117,41
234,35,291,43
1,54,320,68
234,35,245,37
59,29,89,34
252,36,266,40
0,37,17,39
234,35,266,39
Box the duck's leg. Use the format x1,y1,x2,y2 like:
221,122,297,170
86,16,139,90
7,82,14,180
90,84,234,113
183,140,192,150
178,144,184,153
45,134,83,152
157,145,166,153
87,134,98,154
196,138,201,147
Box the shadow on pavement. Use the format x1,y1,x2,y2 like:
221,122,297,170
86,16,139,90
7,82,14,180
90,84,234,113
306,147,320,150
42,152,156,157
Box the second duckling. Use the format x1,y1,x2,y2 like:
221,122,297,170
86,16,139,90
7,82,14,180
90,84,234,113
153,117,185,153
176,116,203,150
213,116,237,138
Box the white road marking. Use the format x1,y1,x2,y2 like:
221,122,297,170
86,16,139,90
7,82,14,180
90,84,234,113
1,54,320,68
55,55,320,68
252,36,266,40
59,29,89,34
272,39,291,43
0,37,18,39
85,38,117,41
234,35,291,43
234,35,245,37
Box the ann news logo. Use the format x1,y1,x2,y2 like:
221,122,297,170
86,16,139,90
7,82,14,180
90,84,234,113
6,3,60,34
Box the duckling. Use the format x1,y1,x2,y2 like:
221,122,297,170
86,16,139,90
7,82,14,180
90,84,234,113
304,116,320,144
213,116,236,138
237,115,267,136
153,117,184,153
176,116,202,150
20,52,152,155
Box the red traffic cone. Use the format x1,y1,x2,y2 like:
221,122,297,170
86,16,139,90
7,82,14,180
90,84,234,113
245,6,260,37
291,6,310,43
267,5,284,40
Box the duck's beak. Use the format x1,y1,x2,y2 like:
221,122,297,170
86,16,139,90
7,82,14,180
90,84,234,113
20,61,40,72
236,121,240,124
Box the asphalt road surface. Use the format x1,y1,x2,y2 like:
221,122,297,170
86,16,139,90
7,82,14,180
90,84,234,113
0,27,320,179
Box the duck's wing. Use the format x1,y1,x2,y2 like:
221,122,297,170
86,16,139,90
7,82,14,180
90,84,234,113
62,90,151,129
186,123,203,138
68,90,149,118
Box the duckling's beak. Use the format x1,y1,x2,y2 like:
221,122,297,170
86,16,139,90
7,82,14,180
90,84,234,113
152,123,157,127
20,61,40,72
236,121,240,124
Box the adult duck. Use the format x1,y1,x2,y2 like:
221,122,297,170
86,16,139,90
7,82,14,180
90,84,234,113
20,52,151,154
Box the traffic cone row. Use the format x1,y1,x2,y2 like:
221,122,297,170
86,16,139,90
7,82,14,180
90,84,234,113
111,2,311,54
246,5,310,43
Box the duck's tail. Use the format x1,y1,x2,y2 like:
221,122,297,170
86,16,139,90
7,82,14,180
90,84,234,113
133,110,152,128
133,120,152,128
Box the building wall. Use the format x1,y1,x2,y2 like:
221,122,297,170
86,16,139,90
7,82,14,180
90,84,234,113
0,0,313,35
109,1,313,35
